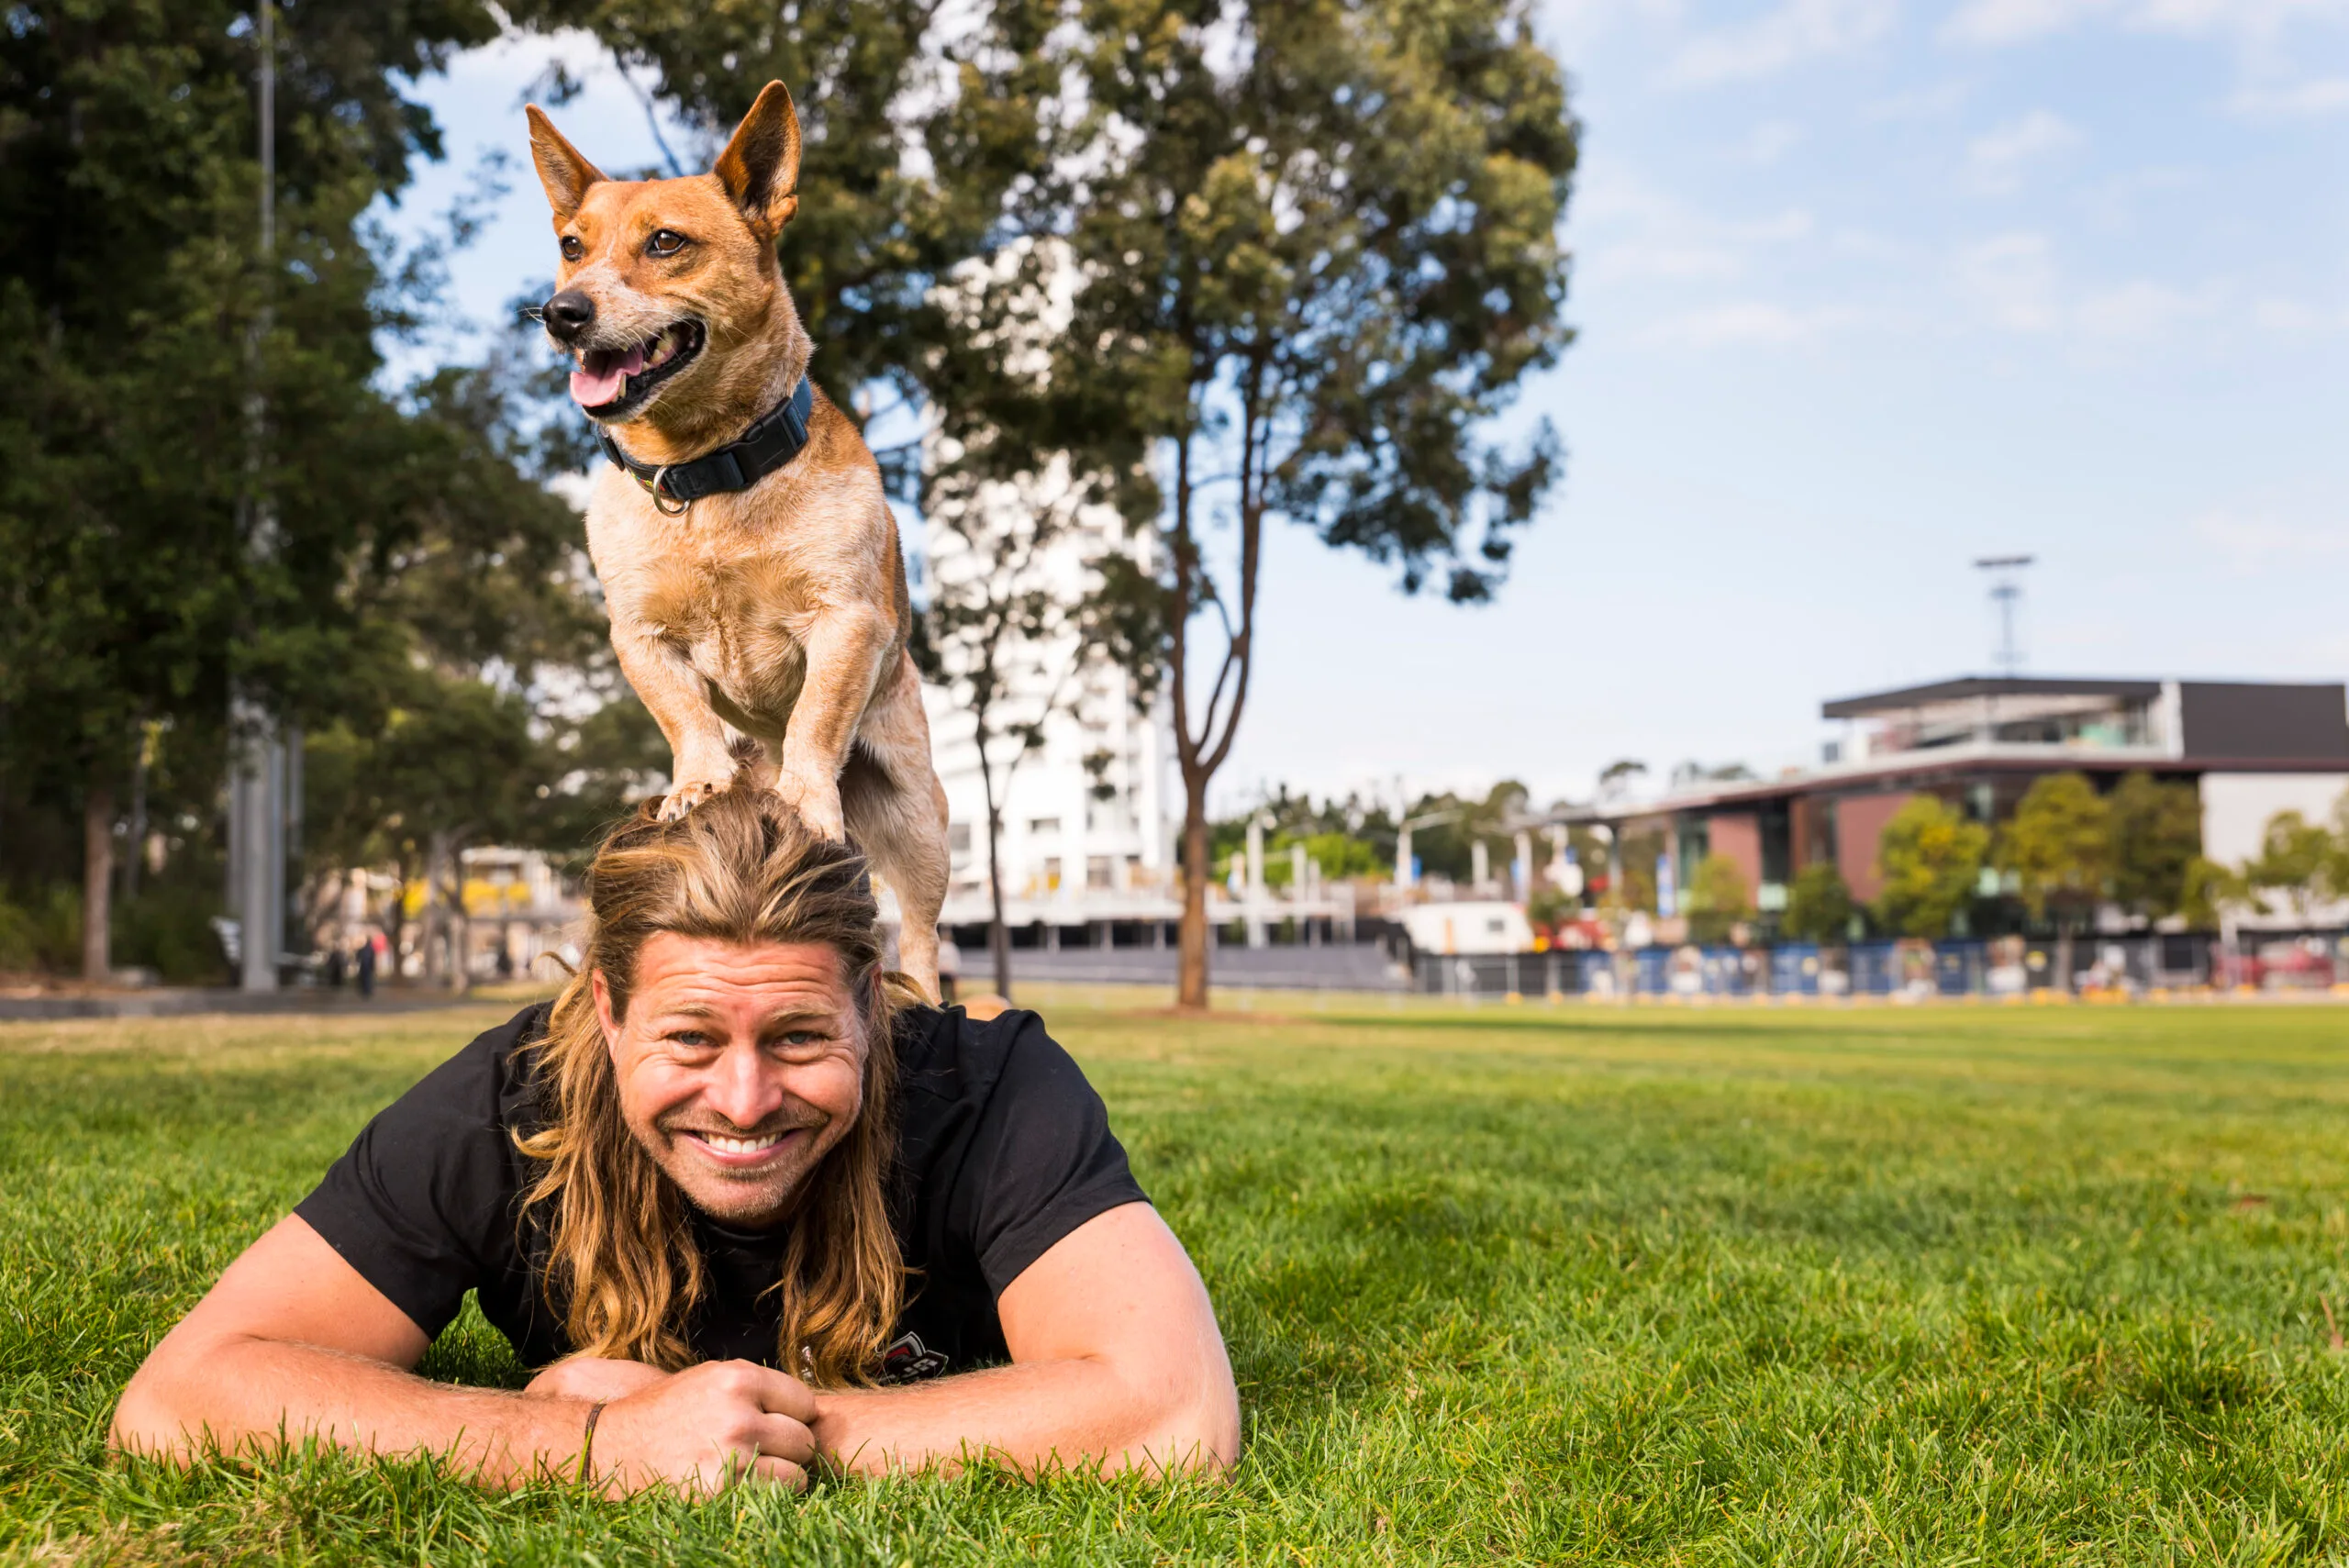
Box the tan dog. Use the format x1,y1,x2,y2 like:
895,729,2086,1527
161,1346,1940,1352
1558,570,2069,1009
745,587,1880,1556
527,82,948,998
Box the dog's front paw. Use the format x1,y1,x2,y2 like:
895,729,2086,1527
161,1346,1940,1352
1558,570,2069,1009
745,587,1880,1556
657,778,727,821
773,771,846,840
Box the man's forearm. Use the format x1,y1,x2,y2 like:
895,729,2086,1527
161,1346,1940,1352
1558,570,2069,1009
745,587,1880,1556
813,1356,1233,1479
112,1333,592,1488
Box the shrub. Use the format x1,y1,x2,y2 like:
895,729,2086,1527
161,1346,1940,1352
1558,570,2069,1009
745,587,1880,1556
1781,862,1854,943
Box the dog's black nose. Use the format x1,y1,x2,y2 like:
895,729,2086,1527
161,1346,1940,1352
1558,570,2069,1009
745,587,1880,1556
542,290,596,341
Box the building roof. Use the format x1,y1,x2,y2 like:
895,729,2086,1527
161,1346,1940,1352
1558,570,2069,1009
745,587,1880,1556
1820,675,2161,719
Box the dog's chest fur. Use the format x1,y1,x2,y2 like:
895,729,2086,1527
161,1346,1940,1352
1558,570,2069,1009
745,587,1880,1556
586,474,876,741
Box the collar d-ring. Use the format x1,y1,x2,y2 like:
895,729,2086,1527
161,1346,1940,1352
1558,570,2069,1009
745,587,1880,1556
646,465,690,517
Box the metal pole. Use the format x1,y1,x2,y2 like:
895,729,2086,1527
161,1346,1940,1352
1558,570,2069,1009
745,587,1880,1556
230,0,282,992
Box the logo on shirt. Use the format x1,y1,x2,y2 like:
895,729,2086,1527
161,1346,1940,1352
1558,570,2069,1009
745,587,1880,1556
876,1330,950,1385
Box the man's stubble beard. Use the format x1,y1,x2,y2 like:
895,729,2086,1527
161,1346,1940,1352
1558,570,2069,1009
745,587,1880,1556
631,1112,842,1229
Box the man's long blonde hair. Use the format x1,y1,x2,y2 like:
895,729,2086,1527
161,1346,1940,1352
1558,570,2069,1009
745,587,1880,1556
516,786,907,1386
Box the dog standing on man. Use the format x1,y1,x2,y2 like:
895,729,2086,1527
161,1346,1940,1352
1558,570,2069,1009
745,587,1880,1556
526,82,949,999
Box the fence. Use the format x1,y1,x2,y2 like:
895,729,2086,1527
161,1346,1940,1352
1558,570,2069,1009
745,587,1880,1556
1408,931,2349,999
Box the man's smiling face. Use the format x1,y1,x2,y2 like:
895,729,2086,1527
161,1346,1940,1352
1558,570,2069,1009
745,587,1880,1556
594,932,867,1229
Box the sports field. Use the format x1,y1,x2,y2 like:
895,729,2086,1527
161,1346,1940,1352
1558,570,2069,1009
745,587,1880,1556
5,995,2349,1564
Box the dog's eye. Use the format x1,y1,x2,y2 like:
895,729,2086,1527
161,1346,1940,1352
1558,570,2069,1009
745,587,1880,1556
649,228,688,257
560,235,584,261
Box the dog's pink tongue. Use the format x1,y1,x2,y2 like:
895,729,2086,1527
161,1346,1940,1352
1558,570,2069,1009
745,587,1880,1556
569,346,646,409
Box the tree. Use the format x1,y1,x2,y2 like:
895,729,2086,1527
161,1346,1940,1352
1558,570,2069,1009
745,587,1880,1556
0,0,583,982
915,451,1109,1001
2242,808,2339,927
1875,795,1989,940
1009,0,1577,1007
2107,772,2201,923
1781,862,1854,944
509,0,1059,431
1684,853,1753,945
1997,772,2110,980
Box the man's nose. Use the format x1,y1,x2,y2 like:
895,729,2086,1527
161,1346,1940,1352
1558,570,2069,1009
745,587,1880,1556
704,1043,784,1129
541,289,596,343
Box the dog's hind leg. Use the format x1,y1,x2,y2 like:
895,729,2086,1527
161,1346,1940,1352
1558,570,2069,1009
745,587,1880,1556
841,652,950,1003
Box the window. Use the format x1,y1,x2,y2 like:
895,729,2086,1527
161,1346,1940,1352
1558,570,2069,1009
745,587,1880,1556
1041,857,1062,892
948,822,973,855
1087,855,1115,890
1027,817,1061,836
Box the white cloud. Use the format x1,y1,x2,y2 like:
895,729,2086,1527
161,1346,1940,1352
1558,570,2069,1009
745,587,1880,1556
1646,302,1857,344
1664,0,1898,86
2073,280,2211,336
1944,0,2349,46
2227,75,2349,116
1943,0,2113,46
1965,108,2083,192
1575,166,1817,285
1738,119,1806,163
2191,506,2349,572
1954,234,2227,339
1956,231,2060,329
2252,296,2349,330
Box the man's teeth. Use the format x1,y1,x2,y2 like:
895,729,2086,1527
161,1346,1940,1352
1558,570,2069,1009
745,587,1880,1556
701,1130,784,1155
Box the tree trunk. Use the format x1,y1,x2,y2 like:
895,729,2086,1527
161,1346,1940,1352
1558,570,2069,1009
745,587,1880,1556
82,768,115,984
421,833,450,987
1176,776,1211,1010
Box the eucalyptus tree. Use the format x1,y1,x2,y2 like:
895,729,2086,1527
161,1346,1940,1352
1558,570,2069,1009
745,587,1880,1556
1014,0,1581,1006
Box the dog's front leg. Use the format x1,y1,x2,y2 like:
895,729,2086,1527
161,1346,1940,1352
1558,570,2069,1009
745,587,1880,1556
610,623,738,821
774,605,894,841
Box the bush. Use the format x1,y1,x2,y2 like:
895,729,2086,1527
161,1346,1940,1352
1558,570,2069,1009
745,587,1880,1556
0,884,83,975
1781,862,1855,943
1685,852,1754,945
1876,795,1989,939
115,884,230,984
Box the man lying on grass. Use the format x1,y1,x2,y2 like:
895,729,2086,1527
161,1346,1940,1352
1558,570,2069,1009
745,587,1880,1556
112,787,1239,1494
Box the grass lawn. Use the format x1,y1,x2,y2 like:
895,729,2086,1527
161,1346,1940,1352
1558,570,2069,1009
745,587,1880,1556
6,995,2349,1563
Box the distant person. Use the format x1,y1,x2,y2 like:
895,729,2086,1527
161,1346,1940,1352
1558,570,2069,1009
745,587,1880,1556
112,787,1236,1494
353,934,377,1000
935,934,963,1005
324,943,348,991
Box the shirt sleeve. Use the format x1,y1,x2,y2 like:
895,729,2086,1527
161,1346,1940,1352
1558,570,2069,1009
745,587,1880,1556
953,1013,1151,1298
292,1018,528,1340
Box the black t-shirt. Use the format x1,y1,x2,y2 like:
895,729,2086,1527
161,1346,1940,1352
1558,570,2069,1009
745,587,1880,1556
294,1003,1147,1383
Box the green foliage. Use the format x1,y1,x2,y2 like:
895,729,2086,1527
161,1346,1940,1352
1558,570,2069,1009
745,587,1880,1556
1264,832,1384,888
2179,855,2249,931
113,883,232,985
1997,773,2111,928
14,1002,2349,1560
1780,862,1855,944
1684,852,1754,945
2107,773,2203,921
1875,795,1989,940
2242,808,2342,924
0,885,82,974
1525,884,1575,928
1611,828,1664,915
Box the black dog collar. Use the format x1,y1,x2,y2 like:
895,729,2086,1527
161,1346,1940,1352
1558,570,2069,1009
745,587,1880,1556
596,375,816,512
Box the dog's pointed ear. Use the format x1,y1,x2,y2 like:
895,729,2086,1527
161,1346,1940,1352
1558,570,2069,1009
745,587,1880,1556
712,82,802,239
527,106,607,223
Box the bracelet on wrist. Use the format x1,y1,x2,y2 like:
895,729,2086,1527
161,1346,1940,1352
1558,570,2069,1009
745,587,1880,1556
577,1399,608,1487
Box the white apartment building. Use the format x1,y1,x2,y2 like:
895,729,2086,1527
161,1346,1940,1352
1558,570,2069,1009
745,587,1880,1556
910,450,1182,940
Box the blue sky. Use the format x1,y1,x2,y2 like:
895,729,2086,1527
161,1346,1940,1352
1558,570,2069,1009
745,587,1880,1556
384,1,2349,812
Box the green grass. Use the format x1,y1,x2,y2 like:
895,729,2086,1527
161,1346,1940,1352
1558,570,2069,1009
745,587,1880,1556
7,996,2349,1564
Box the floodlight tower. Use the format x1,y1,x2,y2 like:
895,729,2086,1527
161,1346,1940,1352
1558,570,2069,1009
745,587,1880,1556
1974,554,2034,674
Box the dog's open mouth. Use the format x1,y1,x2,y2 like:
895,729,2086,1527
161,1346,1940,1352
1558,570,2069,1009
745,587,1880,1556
570,319,706,418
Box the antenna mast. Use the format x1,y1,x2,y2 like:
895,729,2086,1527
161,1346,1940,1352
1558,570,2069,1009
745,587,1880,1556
1973,554,2034,674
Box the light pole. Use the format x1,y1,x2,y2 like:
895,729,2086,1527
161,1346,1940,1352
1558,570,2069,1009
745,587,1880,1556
228,0,285,993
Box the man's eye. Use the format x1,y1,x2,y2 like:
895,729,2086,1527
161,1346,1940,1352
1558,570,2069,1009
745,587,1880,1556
560,235,584,261
668,1029,713,1048
648,228,687,256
